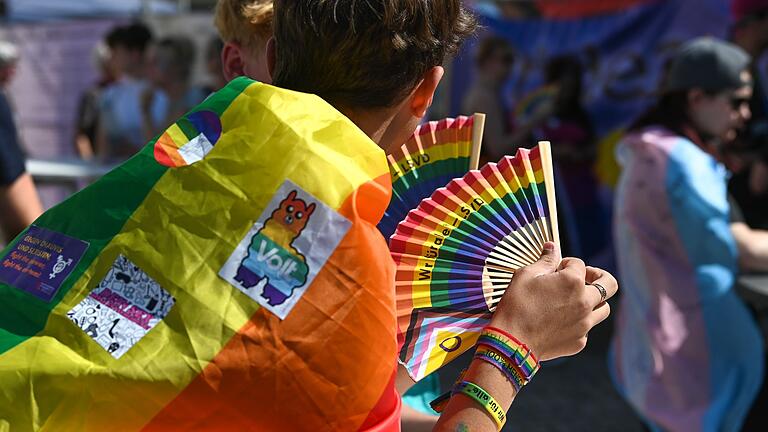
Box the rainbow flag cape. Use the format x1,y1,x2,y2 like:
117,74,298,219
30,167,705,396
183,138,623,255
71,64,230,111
0,77,399,431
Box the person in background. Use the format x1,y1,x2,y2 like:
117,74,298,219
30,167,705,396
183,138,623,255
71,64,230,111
462,36,516,163
728,0,768,230
538,56,607,261
214,0,273,83
508,55,606,261
610,37,768,432
203,36,227,94
74,41,116,160
140,36,207,141
95,22,154,162
0,40,43,243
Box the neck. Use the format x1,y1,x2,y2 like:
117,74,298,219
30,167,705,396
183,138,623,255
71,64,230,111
340,106,398,150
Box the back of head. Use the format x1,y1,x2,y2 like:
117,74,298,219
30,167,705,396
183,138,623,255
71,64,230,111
106,22,153,53
215,0,274,52
154,36,197,81
272,0,476,110
544,55,582,84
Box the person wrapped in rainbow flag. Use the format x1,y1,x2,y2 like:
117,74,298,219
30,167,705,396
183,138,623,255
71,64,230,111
0,1,618,431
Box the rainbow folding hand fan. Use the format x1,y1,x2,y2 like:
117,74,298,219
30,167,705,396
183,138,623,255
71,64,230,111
378,114,486,238
390,141,559,381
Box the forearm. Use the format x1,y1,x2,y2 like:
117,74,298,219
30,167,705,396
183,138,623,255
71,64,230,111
0,173,43,242
434,358,517,431
75,134,94,160
733,222,768,272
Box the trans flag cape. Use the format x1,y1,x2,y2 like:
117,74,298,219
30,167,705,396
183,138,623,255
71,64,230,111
610,127,764,432
0,77,399,431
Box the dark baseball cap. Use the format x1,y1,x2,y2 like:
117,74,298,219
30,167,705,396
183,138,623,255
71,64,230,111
664,37,752,94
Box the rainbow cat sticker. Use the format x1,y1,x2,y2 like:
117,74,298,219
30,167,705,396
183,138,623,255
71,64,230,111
219,180,351,319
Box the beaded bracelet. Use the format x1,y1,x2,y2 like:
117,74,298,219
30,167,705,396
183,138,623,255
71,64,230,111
453,381,506,431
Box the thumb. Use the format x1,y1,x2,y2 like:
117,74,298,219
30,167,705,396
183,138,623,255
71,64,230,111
525,242,560,276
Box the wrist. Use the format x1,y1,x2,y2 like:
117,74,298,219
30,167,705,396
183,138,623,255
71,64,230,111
488,316,542,360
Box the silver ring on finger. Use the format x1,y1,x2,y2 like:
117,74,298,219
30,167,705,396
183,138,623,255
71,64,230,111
590,282,607,303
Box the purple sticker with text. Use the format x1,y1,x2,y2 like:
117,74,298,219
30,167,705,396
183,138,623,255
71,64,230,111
0,225,89,302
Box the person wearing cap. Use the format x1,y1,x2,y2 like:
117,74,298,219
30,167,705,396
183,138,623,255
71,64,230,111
728,0,768,231
0,40,43,244
610,37,768,432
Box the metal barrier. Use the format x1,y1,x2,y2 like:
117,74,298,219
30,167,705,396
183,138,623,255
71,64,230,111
26,158,115,193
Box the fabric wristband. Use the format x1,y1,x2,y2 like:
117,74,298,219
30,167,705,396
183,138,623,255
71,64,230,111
453,380,506,430
480,328,540,379
477,334,539,377
474,346,526,391
484,326,540,364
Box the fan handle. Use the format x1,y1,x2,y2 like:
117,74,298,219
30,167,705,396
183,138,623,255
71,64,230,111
470,113,486,170
537,140,560,249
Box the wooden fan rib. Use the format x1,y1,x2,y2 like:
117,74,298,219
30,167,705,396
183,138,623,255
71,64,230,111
495,228,541,265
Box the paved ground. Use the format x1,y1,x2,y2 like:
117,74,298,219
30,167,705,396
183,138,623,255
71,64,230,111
438,308,648,431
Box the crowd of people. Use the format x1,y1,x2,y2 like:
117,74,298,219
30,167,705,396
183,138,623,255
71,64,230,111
1,0,768,430
73,23,223,163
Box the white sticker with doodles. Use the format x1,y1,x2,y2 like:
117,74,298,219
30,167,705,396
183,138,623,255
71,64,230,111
67,255,175,359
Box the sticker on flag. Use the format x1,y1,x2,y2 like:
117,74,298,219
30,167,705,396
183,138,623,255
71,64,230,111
219,179,351,320
0,225,89,302
67,255,175,359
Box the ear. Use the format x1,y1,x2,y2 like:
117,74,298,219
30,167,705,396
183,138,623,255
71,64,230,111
286,190,297,201
266,37,276,82
687,88,706,107
408,66,445,119
221,41,246,82
305,202,316,215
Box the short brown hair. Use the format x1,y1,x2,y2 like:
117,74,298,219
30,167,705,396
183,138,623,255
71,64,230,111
272,0,477,109
214,0,274,51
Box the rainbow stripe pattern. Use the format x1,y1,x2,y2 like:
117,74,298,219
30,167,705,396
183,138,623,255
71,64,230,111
154,110,223,167
391,143,559,381
0,77,398,431
378,115,482,239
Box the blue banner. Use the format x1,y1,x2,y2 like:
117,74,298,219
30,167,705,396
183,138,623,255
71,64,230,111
450,0,731,137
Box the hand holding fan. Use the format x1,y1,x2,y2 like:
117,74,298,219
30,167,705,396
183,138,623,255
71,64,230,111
378,114,486,238
390,141,559,381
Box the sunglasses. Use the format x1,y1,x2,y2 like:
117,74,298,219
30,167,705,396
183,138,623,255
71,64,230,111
730,95,751,110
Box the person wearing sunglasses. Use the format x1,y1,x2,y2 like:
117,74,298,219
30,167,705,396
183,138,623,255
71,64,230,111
728,0,768,233
610,37,768,432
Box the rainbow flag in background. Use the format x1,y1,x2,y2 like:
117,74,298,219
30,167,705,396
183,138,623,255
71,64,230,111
0,78,399,431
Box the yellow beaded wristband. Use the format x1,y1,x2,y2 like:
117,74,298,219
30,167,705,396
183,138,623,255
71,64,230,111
453,381,506,430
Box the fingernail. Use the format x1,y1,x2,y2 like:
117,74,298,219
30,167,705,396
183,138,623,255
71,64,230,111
543,242,555,252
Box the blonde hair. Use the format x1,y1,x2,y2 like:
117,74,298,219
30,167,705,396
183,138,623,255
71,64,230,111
214,0,274,51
